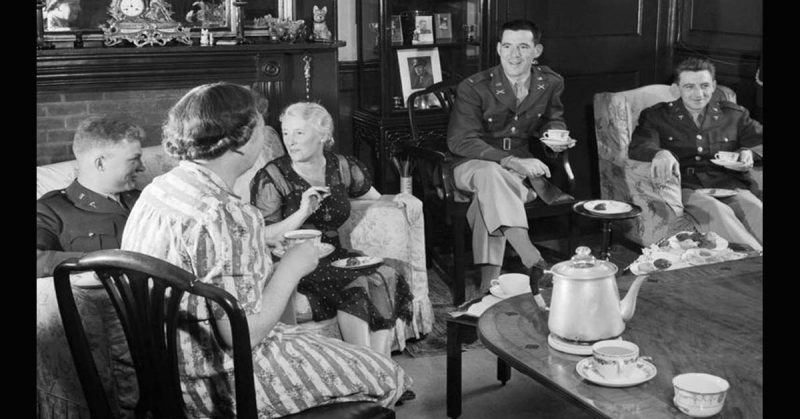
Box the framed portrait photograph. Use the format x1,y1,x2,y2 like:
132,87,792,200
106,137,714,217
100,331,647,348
412,15,434,45
397,48,442,107
390,15,403,44
434,13,452,40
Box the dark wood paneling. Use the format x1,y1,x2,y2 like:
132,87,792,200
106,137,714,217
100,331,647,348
678,0,762,53
337,61,358,156
549,0,642,37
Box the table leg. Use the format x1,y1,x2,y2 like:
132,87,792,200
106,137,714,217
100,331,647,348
600,220,612,260
446,321,463,418
497,358,511,385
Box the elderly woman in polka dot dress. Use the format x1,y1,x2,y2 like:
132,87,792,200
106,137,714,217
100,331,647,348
250,102,414,357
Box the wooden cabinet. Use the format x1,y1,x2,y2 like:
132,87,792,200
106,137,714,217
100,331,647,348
354,0,491,193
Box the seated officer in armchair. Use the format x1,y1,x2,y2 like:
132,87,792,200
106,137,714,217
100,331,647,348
447,19,576,292
628,57,763,251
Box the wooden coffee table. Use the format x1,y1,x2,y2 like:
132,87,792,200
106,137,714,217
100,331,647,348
477,256,763,418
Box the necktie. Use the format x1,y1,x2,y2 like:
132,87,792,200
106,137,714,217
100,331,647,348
514,82,528,106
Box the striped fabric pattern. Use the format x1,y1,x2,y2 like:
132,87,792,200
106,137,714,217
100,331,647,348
121,161,409,418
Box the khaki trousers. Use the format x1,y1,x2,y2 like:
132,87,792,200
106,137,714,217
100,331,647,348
454,160,537,265
682,188,763,251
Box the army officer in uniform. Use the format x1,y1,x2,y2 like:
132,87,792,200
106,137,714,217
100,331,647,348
36,115,146,417
37,115,146,278
447,19,576,292
629,57,763,251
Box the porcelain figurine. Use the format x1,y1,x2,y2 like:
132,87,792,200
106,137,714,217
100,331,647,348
312,5,332,42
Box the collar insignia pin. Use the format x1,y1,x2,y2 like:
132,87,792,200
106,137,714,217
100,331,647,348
713,115,719,120
537,76,543,81
678,115,684,120
496,89,506,95
89,201,96,208
537,84,545,90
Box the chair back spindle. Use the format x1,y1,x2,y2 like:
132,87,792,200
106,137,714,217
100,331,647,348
53,249,258,419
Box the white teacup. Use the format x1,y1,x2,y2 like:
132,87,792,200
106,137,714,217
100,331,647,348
542,129,570,142
714,151,739,162
490,273,530,296
673,373,729,417
283,229,322,248
591,340,640,379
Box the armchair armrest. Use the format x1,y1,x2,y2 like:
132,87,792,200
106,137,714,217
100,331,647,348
339,195,433,340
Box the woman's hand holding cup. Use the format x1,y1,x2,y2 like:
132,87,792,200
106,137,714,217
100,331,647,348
280,240,319,279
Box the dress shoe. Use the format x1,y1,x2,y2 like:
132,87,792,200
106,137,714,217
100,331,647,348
395,389,417,406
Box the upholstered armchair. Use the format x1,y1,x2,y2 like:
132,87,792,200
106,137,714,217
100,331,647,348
36,128,432,418
593,84,763,247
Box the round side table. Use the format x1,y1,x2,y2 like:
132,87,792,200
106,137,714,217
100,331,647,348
572,200,642,260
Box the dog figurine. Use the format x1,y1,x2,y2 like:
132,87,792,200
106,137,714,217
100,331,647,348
312,5,332,42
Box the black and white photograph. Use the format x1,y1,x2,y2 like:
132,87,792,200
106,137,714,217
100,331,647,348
397,47,442,106
434,12,452,40
34,1,765,418
412,15,434,45
390,14,403,44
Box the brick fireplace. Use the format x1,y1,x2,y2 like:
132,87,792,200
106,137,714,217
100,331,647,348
37,42,344,166
36,88,188,165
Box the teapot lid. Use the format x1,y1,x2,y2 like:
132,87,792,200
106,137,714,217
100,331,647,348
550,246,618,279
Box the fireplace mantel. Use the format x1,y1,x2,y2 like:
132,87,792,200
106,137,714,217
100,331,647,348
37,41,346,93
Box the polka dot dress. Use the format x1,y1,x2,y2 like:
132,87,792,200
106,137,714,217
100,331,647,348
251,152,413,330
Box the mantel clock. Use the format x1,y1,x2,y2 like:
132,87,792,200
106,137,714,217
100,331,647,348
102,0,191,47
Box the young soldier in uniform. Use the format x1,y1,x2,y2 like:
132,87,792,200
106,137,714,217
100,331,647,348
447,19,576,293
628,57,763,251
36,115,146,277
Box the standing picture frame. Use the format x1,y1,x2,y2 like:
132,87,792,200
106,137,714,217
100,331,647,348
434,13,452,40
390,15,403,44
397,48,442,107
412,15,434,45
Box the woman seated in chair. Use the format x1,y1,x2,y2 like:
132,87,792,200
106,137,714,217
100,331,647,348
249,101,414,355
121,82,412,417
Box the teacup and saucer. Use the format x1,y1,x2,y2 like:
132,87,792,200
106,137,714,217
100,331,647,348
575,340,657,387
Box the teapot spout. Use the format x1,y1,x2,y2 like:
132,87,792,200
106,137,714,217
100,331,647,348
620,275,648,321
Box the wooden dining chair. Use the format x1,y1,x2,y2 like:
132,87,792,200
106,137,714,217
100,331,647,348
53,249,395,419
405,81,577,305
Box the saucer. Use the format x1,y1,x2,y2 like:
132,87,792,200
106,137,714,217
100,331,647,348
272,243,335,259
547,333,602,356
331,256,383,269
576,357,657,387
489,284,531,299
696,188,737,198
583,199,632,215
540,138,571,148
710,159,749,171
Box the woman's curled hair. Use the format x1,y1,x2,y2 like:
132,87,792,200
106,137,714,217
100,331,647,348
162,82,260,160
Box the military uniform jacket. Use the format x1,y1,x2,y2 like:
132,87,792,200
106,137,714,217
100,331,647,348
628,97,763,190
447,64,567,168
36,180,140,276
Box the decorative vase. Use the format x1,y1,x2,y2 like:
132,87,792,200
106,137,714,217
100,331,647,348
400,176,413,194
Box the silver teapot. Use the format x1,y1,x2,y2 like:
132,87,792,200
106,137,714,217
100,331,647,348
546,246,647,343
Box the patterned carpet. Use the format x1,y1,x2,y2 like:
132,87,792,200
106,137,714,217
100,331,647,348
404,237,641,357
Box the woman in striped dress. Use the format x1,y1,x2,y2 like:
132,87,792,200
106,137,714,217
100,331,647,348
120,82,411,418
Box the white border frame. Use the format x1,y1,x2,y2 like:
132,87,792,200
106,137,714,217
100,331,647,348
397,47,442,105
